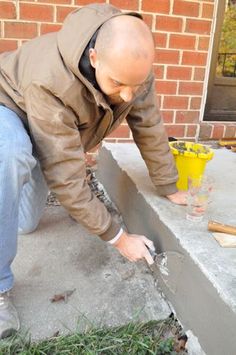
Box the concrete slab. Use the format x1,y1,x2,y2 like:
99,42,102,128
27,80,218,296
12,206,171,341
97,143,236,355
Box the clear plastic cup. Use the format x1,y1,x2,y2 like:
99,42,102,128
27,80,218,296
186,175,214,222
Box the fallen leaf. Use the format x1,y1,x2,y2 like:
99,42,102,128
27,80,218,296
50,289,76,303
174,334,188,352
51,330,60,338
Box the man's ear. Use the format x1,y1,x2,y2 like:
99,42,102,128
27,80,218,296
89,48,98,69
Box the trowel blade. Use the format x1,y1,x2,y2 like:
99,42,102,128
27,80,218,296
149,251,185,294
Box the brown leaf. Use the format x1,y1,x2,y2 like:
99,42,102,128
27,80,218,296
51,330,60,338
50,289,76,303
174,334,188,352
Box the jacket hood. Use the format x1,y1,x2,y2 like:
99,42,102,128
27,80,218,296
57,4,142,79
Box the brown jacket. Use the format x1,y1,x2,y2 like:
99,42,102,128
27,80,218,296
0,4,178,241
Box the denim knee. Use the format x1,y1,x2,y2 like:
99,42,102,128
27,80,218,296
0,129,36,179
0,129,32,156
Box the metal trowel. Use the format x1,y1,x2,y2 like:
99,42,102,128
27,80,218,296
147,248,185,295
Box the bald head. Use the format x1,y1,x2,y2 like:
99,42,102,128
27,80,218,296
89,15,155,104
95,15,155,63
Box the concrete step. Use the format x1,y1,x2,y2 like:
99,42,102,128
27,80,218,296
97,143,236,355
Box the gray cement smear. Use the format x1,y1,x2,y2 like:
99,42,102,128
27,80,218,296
97,143,236,355
12,206,171,341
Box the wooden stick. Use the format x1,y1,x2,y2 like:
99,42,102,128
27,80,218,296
208,221,236,236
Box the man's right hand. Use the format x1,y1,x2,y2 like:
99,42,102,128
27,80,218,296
113,231,155,265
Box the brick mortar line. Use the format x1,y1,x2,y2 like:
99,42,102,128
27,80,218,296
155,78,205,84
195,34,199,52
155,14,213,21
151,14,155,32
199,1,203,18
165,108,202,112
170,0,174,14
138,0,142,13
153,30,210,38
155,46,209,54
163,64,167,80
184,123,188,137
179,49,183,66
171,0,215,4
15,3,82,10
17,39,24,46
158,93,204,98
188,95,193,110
159,94,163,110
155,78,204,86
223,125,226,137
210,126,214,139
154,77,204,84
53,5,56,23
195,123,201,141
176,80,180,96
16,1,70,4
178,0,213,4
164,123,194,125
172,108,202,112
166,32,170,48
153,63,205,68
37,22,40,36
191,65,194,81
201,121,236,126
155,62,207,67
152,14,157,33
2,19,59,24
15,0,19,21
1,37,33,40
181,13,185,32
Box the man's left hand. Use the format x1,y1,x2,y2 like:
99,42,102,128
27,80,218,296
166,191,187,205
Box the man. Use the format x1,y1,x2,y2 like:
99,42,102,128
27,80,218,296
0,3,186,338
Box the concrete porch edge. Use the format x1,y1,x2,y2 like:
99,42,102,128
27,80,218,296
97,142,236,355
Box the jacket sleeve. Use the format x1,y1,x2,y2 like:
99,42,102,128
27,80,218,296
24,82,120,241
127,74,178,196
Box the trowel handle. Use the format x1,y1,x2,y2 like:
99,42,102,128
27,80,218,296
146,245,157,259
208,220,236,236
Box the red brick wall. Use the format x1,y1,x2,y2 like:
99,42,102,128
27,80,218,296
0,0,234,141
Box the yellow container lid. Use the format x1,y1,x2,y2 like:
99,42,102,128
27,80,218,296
169,141,214,160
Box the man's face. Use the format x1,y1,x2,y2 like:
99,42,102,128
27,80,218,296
89,49,152,105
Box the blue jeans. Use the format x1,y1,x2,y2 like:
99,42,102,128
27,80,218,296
0,106,48,293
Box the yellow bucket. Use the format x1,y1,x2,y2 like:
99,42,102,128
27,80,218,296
169,141,214,190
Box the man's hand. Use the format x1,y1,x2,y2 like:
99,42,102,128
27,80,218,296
166,190,188,205
113,231,155,265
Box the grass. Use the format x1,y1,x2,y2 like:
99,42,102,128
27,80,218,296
0,319,178,355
